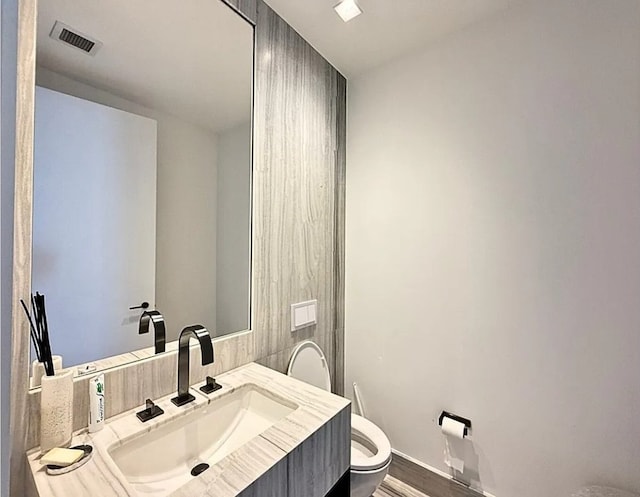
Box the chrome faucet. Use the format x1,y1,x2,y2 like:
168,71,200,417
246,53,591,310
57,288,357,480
171,325,214,406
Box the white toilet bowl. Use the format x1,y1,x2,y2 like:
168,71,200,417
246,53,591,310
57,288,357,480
287,341,392,497
350,412,392,497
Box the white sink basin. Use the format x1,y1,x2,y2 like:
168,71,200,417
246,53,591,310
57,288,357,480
108,384,297,496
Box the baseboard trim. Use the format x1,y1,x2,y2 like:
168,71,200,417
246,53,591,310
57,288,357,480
389,450,496,497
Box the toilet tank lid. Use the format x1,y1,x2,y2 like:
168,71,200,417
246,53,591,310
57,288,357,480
287,341,332,392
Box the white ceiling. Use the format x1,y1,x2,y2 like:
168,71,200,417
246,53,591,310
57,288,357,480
37,0,253,133
265,0,520,77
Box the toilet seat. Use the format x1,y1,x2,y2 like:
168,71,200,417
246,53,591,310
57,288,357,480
287,340,392,474
350,414,392,471
287,341,332,392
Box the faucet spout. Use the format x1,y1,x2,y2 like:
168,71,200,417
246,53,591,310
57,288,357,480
181,325,213,365
138,310,166,354
171,325,214,407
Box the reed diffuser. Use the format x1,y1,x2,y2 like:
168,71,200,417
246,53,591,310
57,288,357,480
21,292,73,452
20,292,55,374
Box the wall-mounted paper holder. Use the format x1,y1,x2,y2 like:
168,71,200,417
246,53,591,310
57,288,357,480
438,411,472,438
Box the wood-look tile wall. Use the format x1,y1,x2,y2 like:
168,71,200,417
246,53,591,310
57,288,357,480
222,0,257,24
10,0,346,495
333,75,347,396
252,1,345,380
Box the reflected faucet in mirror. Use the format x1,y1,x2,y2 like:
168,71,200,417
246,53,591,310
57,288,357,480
171,325,214,407
137,310,166,354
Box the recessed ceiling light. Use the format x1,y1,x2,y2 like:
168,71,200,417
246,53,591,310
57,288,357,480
334,0,363,22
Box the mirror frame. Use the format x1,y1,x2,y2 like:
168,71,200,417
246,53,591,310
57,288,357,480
9,0,256,493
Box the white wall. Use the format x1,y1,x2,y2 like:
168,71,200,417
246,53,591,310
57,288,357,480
155,112,217,338
0,0,18,494
33,87,158,366
36,68,218,342
216,122,251,335
345,1,640,497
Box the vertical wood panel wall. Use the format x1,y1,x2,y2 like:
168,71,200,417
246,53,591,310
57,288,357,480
9,1,346,495
334,76,347,395
253,1,345,380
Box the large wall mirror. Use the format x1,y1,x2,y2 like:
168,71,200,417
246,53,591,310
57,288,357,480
29,0,253,386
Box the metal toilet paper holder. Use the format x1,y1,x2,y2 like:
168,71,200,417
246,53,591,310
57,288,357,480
438,411,472,438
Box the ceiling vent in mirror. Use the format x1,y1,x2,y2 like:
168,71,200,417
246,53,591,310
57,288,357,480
49,21,102,56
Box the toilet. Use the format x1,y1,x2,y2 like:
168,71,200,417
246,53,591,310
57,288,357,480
287,340,392,497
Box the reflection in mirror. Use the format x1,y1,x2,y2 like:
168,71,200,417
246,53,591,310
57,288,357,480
30,0,253,384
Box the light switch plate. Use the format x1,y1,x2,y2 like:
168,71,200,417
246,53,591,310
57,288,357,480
291,299,318,332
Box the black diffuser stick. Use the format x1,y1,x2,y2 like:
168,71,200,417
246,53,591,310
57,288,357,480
35,293,54,376
32,294,45,371
33,294,44,362
20,298,42,363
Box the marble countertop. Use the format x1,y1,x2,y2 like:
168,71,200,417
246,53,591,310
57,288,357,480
27,362,350,497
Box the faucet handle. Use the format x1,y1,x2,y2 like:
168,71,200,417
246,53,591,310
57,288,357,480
136,398,164,423
200,376,222,394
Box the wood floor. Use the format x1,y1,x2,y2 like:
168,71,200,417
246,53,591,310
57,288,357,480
373,476,430,497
